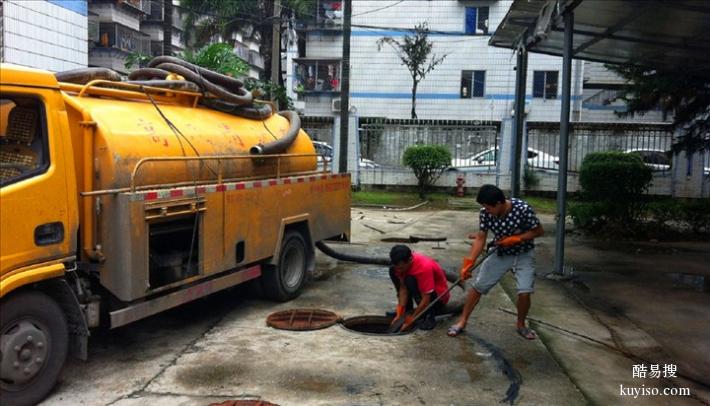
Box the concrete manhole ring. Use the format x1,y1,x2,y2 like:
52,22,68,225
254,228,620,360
266,308,341,331
340,315,413,336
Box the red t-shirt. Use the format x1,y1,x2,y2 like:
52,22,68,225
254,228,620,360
397,253,450,304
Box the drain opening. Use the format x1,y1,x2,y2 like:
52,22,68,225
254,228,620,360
266,309,341,331
341,315,412,336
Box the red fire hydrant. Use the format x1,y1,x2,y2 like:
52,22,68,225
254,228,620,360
456,174,465,197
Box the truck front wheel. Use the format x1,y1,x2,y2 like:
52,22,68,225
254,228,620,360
0,290,69,406
262,230,308,301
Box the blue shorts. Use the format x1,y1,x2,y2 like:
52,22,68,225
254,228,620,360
469,249,536,295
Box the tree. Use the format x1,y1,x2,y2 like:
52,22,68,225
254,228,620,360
377,23,447,119
179,0,313,83
402,144,452,199
179,43,250,77
606,63,710,154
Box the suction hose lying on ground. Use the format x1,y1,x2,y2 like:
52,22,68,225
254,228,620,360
315,241,460,284
315,241,465,315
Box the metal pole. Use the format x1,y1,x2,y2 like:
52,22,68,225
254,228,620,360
553,11,573,275
511,48,527,198
271,0,282,109
338,0,352,173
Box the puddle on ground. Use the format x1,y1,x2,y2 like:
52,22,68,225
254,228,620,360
280,371,374,394
666,272,708,292
176,362,246,388
360,267,390,279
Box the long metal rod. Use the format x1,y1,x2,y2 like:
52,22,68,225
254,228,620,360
554,11,574,275
511,48,528,198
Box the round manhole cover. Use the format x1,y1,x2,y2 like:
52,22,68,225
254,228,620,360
266,308,341,331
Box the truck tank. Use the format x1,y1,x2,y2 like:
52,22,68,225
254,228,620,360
61,90,318,192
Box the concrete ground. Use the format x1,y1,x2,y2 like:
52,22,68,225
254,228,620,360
41,208,709,405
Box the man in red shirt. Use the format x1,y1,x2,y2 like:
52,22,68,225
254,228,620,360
389,245,450,331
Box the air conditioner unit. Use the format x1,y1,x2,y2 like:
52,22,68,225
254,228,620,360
331,98,342,112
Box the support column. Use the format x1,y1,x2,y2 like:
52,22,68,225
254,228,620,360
511,48,528,198
338,0,352,174
553,10,574,275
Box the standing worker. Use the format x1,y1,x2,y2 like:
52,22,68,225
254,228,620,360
389,245,451,331
447,184,544,339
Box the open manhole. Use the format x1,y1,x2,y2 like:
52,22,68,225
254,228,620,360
266,308,341,331
341,315,412,336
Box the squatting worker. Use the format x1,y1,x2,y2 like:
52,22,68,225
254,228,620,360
447,184,544,340
389,245,450,331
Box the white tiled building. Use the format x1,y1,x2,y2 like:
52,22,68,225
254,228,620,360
288,0,666,123
0,0,88,72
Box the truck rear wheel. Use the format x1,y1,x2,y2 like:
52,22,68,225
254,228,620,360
262,230,308,301
0,290,69,406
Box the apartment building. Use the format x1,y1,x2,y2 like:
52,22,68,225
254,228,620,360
287,0,666,123
0,0,88,72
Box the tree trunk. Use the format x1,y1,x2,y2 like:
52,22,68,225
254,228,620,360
411,80,418,119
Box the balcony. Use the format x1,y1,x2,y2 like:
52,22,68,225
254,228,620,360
233,42,250,62
248,50,265,70
317,0,342,28
293,58,341,94
96,22,150,54
121,0,151,15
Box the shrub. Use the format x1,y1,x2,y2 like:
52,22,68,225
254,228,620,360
402,144,452,199
681,199,710,233
568,201,611,229
577,152,653,226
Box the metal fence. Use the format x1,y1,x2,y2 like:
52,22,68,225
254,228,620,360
526,122,675,172
358,118,500,169
302,116,334,146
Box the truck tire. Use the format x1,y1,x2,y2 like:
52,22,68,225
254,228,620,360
262,230,308,301
0,290,69,406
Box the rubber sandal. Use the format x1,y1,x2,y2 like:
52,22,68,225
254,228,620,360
447,325,465,337
517,327,537,340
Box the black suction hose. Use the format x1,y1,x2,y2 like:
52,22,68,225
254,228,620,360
315,240,460,285
315,241,390,266
55,67,122,83
250,110,301,155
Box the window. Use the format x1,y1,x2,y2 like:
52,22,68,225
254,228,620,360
460,70,485,98
0,97,49,186
465,7,489,35
293,59,341,93
533,71,559,99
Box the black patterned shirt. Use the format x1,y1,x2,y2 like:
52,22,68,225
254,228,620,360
479,198,541,256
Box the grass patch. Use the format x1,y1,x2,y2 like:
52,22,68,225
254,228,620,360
523,195,558,214
353,190,558,213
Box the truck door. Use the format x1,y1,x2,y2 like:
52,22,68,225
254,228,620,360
0,88,73,274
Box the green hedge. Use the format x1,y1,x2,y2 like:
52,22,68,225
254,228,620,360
572,152,653,229
651,199,710,233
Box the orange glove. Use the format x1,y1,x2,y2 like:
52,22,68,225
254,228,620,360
497,235,523,247
459,257,475,280
390,304,406,326
401,315,416,332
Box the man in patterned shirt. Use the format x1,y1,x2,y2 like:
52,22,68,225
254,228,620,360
447,184,544,340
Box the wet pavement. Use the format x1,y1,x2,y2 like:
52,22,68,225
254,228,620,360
43,209,584,405
41,207,709,405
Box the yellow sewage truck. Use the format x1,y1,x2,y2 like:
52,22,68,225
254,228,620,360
0,64,351,405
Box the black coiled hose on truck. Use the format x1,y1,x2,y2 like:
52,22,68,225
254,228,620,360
55,57,304,154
